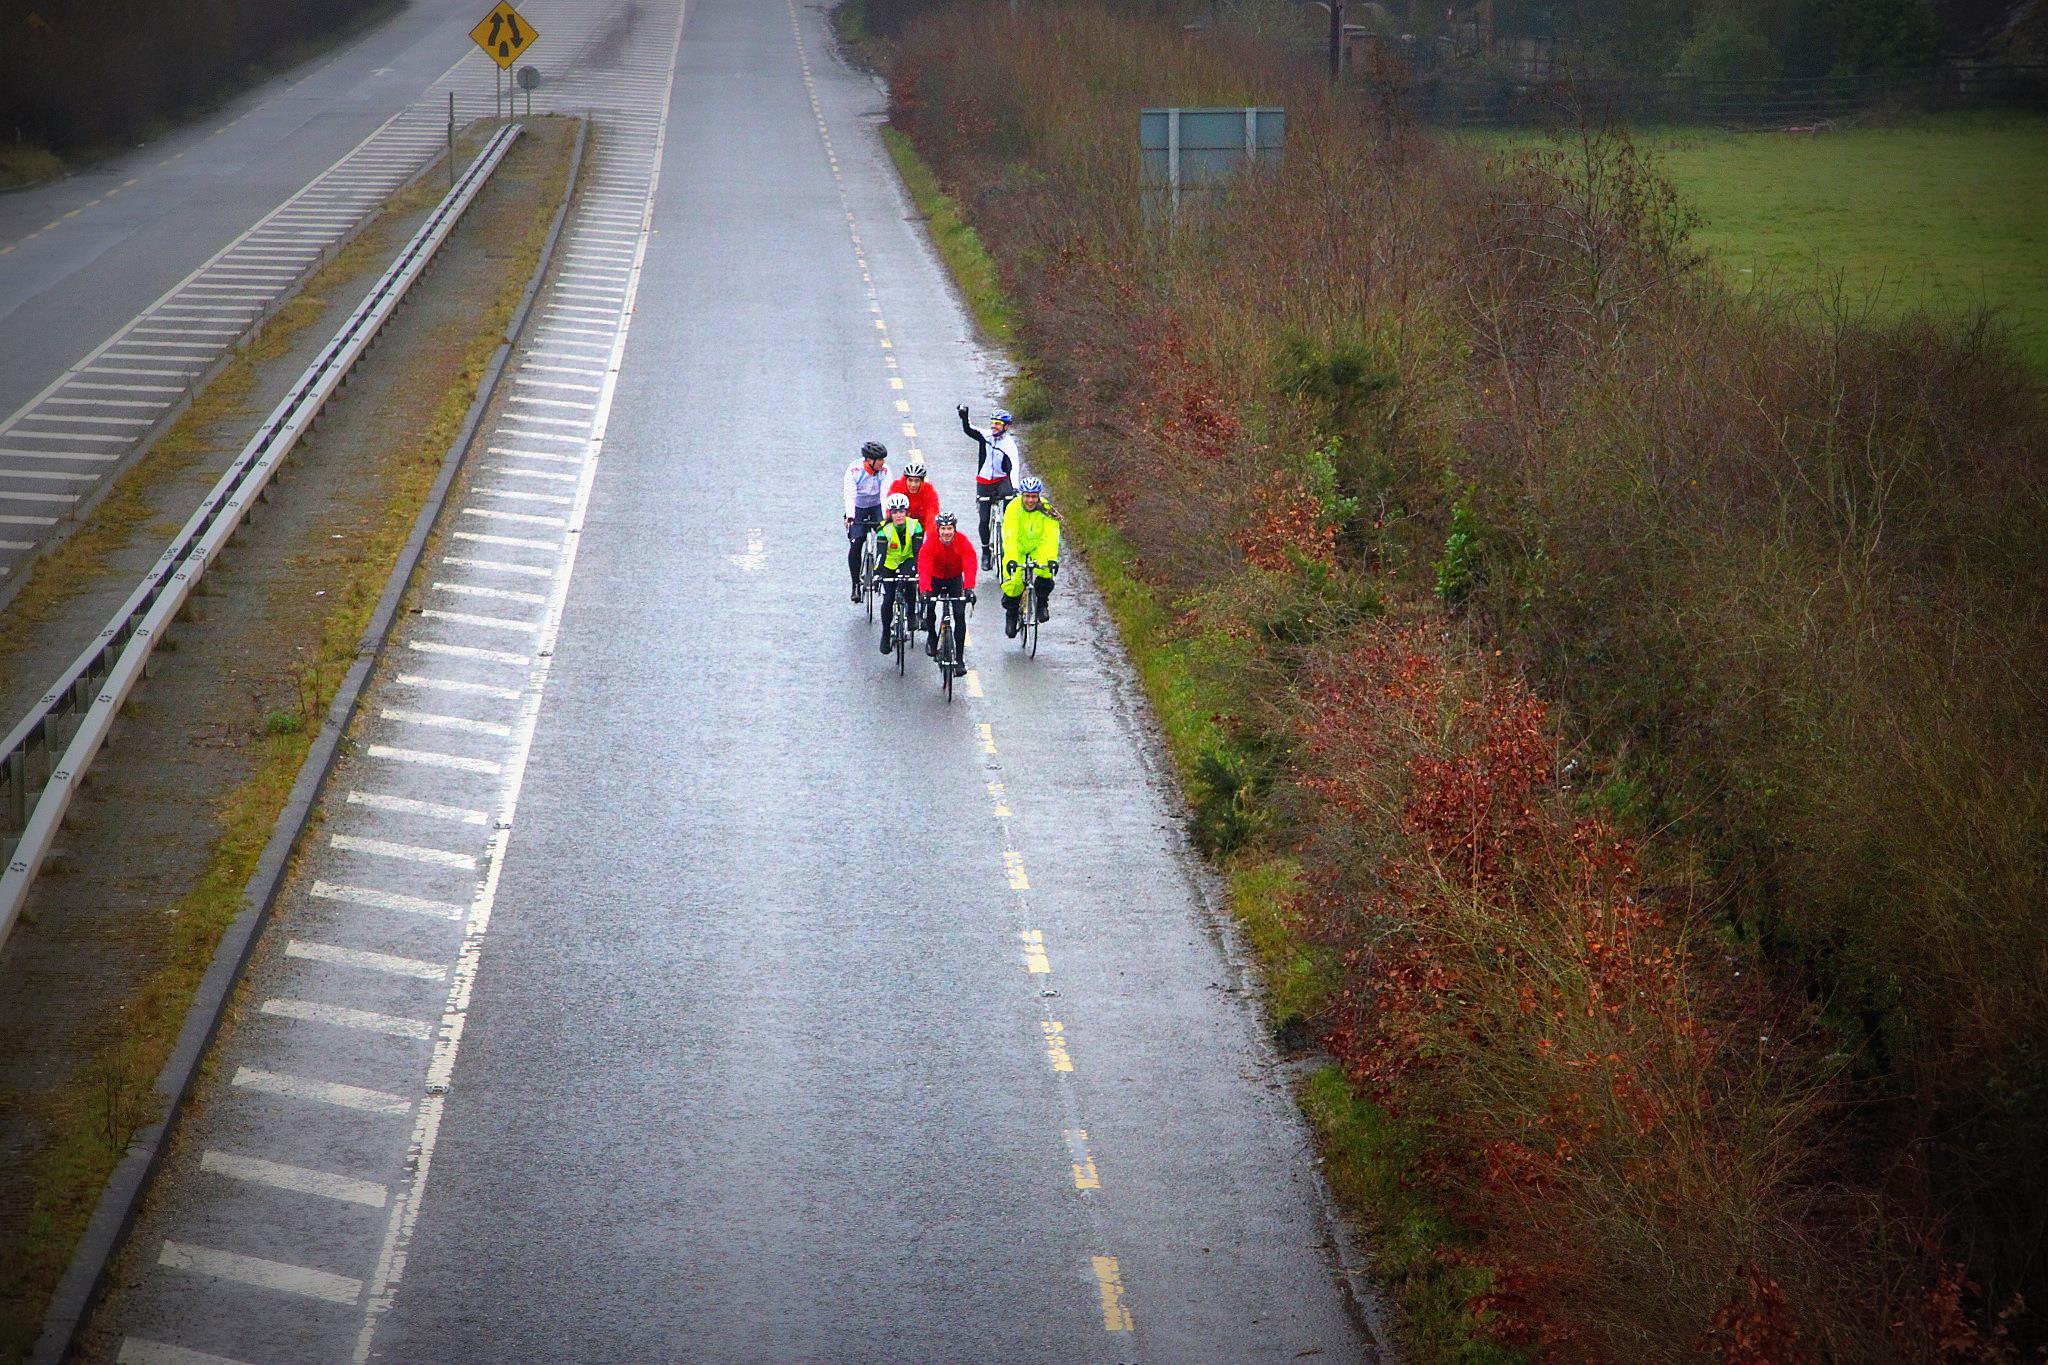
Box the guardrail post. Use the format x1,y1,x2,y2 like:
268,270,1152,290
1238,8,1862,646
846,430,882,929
26,728,47,793
6,751,24,831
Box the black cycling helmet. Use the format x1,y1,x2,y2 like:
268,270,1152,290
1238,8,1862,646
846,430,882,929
861,440,888,462
936,511,957,528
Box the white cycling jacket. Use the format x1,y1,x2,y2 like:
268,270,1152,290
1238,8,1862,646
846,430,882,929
843,457,888,518
978,430,1020,484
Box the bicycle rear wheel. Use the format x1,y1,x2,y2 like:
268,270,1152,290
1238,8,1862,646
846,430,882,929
863,547,877,624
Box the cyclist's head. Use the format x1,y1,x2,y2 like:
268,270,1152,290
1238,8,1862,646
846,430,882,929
903,458,927,484
936,511,957,540
861,440,887,467
1019,474,1044,508
885,492,910,519
991,409,1013,433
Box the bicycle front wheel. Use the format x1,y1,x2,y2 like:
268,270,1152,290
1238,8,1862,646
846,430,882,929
894,602,907,675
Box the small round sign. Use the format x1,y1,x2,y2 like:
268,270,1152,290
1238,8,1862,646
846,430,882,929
517,64,541,91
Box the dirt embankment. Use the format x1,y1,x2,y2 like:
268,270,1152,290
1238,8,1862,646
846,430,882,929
0,116,579,1360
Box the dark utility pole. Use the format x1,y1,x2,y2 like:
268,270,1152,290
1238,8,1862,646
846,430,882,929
1326,0,1344,80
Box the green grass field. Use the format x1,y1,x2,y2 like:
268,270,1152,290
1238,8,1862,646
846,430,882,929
1634,114,2048,372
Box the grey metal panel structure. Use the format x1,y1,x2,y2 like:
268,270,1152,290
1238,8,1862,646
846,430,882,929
1141,106,1283,207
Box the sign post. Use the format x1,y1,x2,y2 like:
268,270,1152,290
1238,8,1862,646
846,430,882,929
469,1,540,124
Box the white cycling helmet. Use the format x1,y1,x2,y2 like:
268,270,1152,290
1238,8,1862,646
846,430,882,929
903,459,928,479
885,492,911,513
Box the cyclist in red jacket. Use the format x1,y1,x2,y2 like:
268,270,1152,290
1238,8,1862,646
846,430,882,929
917,511,978,674
888,458,941,535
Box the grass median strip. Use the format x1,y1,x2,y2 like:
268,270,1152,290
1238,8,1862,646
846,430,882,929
0,117,580,1362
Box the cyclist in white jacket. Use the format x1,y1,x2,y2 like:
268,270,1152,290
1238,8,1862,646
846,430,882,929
959,405,1020,572
842,440,890,601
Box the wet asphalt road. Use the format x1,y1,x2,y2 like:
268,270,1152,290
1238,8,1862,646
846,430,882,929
80,0,1381,1359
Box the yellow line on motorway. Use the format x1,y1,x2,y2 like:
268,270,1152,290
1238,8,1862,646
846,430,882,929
1019,929,1050,974
1066,1129,1101,1190
1092,1256,1135,1331
1004,851,1030,891
986,779,1009,815
978,723,996,755
1040,1019,1073,1072
965,669,984,698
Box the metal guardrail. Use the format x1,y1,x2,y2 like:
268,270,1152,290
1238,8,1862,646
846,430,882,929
0,122,526,953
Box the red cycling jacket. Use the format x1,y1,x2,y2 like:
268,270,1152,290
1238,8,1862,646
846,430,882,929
888,476,941,534
917,529,979,593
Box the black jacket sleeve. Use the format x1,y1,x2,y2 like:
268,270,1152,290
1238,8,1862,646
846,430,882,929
959,409,989,456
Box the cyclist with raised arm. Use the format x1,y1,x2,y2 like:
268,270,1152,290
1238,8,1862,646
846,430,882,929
959,404,1019,572
872,492,924,655
1001,476,1061,638
841,440,890,602
887,457,941,536
917,510,978,676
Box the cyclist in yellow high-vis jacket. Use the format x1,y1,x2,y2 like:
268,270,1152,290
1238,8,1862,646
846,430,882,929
872,492,924,654
1000,477,1061,638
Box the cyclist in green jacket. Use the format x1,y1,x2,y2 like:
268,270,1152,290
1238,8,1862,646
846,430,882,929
872,492,924,654
1000,476,1061,638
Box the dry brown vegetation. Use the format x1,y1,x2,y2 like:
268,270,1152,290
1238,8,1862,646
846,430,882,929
888,3,2048,1357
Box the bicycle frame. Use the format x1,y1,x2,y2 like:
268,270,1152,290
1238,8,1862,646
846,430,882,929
928,590,971,700
879,572,916,674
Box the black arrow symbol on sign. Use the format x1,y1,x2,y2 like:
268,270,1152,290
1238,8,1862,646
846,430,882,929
507,14,525,44
487,14,503,45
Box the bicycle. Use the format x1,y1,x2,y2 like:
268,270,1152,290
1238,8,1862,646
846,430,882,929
859,535,880,624
881,573,916,676
928,590,973,702
1015,556,1046,658
980,487,1013,574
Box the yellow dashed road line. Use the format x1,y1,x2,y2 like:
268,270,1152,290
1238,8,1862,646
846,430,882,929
1093,1256,1135,1332
1040,1019,1074,1073
1019,929,1051,974
1066,1130,1101,1190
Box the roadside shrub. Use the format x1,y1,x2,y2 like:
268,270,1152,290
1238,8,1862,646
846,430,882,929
1431,494,1481,606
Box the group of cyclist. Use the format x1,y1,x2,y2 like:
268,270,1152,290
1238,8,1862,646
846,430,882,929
841,405,1061,675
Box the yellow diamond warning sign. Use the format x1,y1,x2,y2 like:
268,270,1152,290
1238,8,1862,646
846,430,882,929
469,1,538,69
